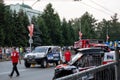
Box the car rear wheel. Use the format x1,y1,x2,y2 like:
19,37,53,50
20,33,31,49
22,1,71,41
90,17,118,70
55,61,61,66
25,61,31,68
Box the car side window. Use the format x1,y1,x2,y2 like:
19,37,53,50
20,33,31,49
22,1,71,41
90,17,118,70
76,55,94,67
48,48,52,53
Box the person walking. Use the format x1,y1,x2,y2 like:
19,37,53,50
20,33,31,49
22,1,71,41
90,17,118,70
64,47,72,64
9,47,21,78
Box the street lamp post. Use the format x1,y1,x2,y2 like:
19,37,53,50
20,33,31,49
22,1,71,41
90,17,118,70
28,0,40,52
28,24,34,52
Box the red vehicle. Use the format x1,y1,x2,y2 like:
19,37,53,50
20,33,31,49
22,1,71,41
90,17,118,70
74,39,105,49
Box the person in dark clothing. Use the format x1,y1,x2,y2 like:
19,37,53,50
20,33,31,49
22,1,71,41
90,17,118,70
0,48,2,61
9,47,21,78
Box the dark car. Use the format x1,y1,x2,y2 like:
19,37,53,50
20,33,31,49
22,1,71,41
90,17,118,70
53,64,78,79
53,48,104,80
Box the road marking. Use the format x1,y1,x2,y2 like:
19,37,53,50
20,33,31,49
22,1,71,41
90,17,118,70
0,69,27,75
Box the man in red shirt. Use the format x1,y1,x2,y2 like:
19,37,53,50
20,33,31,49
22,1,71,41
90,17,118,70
64,48,71,63
9,47,21,78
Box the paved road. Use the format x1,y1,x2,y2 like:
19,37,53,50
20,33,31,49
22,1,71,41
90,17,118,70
0,60,55,80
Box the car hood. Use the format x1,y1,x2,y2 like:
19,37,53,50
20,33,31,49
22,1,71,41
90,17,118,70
55,64,76,70
55,53,83,70
26,52,46,56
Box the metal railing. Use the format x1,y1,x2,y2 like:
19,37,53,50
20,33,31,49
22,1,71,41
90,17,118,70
55,62,117,80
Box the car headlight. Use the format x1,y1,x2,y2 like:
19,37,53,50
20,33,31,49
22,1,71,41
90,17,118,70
24,55,28,58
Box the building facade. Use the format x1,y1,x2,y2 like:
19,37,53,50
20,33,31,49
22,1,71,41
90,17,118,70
0,0,4,4
9,3,41,22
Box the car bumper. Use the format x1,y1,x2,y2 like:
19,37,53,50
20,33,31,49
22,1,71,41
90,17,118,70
24,58,44,64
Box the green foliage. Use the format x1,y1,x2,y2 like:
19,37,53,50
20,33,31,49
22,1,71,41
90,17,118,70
80,12,97,39
1,6,29,47
37,16,50,45
97,13,120,41
41,3,63,45
1,3,120,47
16,11,29,46
68,21,76,45
31,16,42,47
109,14,120,41
61,19,69,45
0,3,5,46
0,3,5,25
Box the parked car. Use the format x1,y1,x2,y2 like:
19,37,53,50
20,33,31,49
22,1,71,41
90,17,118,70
53,48,104,80
102,51,116,64
99,51,116,80
24,46,63,68
53,64,78,79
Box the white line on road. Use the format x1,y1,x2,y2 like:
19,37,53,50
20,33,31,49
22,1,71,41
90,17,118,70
0,69,27,75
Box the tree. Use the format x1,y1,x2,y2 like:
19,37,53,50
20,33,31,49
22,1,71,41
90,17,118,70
5,10,30,47
97,13,120,41
4,9,15,46
17,10,29,47
68,21,76,45
4,9,29,47
109,13,120,41
37,15,50,45
80,12,97,39
97,19,110,40
31,16,42,47
0,2,5,46
41,3,62,45
61,19,70,45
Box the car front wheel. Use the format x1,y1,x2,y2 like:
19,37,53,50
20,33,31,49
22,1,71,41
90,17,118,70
41,59,47,68
24,61,31,68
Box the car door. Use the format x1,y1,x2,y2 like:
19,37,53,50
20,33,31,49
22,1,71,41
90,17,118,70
52,47,60,61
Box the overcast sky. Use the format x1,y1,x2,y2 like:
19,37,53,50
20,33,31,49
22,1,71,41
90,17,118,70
4,0,120,21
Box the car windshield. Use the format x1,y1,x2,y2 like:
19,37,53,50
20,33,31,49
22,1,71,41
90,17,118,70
32,47,48,53
69,53,83,65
